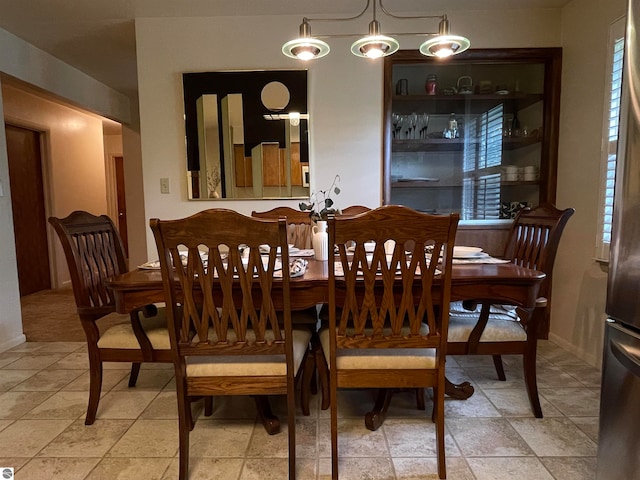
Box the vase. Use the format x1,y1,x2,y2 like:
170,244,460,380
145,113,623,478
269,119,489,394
312,220,329,261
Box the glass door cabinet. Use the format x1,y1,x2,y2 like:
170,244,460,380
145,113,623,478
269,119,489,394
383,48,562,230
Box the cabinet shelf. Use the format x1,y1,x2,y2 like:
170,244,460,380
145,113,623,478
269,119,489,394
392,138,469,152
503,136,541,150
392,180,540,189
392,92,544,114
501,180,540,187
392,135,540,152
392,181,460,189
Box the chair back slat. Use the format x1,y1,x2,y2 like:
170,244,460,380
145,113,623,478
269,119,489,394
49,211,127,316
329,205,459,351
151,209,291,358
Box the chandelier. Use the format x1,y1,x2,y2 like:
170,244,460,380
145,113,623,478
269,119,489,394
282,0,470,61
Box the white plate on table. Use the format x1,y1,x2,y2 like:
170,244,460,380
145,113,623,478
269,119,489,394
453,246,483,259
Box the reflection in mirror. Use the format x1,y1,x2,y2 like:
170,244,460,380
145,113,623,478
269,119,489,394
183,70,309,200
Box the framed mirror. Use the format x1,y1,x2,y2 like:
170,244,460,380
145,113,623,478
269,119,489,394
183,70,309,200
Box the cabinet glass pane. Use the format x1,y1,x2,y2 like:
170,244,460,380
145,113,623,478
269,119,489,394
388,59,546,220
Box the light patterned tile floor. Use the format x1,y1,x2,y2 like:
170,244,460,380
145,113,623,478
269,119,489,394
0,340,600,479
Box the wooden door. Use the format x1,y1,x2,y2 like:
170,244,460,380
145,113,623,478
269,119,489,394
114,155,128,255
6,124,51,296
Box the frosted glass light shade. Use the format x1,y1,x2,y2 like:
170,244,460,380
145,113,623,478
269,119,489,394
419,35,470,58
282,37,330,60
351,35,399,58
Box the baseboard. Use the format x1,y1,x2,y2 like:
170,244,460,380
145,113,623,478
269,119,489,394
548,332,600,368
0,333,26,353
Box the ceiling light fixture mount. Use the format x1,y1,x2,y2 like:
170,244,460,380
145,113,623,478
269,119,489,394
282,0,470,61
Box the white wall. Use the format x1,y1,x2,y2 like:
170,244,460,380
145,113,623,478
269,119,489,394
0,78,24,352
135,9,561,258
0,27,132,351
2,84,110,287
551,0,626,366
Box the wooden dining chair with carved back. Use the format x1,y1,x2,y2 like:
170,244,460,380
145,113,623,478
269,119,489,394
447,203,574,417
315,205,373,410
48,211,172,425
339,205,371,217
251,207,320,414
321,205,459,479
252,206,314,249
151,209,311,480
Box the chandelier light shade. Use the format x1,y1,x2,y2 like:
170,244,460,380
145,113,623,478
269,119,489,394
281,0,470,61
419,16,471,58
350,20,400,58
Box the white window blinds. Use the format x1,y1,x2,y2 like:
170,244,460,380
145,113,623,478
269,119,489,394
462,105,503,219
597,18,625,261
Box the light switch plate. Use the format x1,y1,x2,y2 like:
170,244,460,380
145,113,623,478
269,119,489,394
0,179,4,197
160,177,170,194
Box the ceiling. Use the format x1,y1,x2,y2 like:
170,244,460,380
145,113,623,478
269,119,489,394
0,0,572,100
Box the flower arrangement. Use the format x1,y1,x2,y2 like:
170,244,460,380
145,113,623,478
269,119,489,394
207,168,221,199
299,174,341,222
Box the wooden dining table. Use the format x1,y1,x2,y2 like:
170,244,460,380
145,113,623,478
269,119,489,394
109,258,544,313
106,257,545,432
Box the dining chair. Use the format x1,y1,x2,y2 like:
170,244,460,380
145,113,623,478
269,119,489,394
321,205,459,480
447,203,574,417
339,205,371,217
251,207,320,414
48,211,172,425
150,209,312,480
252,206,313,249
316,205,373,409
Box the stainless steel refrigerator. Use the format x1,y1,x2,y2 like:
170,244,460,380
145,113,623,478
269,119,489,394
597,0,640,477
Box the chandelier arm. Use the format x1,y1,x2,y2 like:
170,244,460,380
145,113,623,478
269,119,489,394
303,0,371,24
315,31,439,39
378,0,445,21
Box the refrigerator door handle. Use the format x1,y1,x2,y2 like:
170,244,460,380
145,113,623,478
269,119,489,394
611,339,640,379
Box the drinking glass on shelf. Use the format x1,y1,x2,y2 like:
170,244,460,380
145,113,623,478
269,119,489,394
410,112,418,139
417,114,429,139
392,113,400,139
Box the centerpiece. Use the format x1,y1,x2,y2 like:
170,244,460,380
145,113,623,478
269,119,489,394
299,175,341,260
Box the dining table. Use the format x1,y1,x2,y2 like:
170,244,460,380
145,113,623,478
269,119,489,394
106,256,545,433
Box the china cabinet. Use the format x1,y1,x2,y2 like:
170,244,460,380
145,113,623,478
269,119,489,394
383,48,562,254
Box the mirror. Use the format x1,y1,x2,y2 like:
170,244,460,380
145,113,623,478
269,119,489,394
183,70,309,199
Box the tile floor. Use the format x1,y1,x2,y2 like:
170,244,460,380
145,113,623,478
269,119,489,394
0,340,600,479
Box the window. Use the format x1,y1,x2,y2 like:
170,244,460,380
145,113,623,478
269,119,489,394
596,18,625,261
462,105,503,220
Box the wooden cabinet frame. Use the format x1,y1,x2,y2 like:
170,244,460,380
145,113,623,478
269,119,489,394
382,48,563,210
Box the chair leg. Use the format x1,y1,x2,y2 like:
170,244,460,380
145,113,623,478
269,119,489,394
308,332,321,395
524,347,543,418
315,346,331,410
85,351,102,425
492,355,507,381
434,383,446,479
416,387,426,410
330,375,339,480
287,375,297,479
300,351,315,416
204,396,213,417
128,362,142,387
177,388,191,480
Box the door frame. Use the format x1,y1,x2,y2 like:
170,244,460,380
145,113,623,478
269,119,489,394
105,152,127,252
4,116,58,288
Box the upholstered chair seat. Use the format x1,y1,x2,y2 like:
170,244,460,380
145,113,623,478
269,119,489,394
96,310,171,350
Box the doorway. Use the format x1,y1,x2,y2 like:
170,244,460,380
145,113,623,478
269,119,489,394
5,123,51,296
